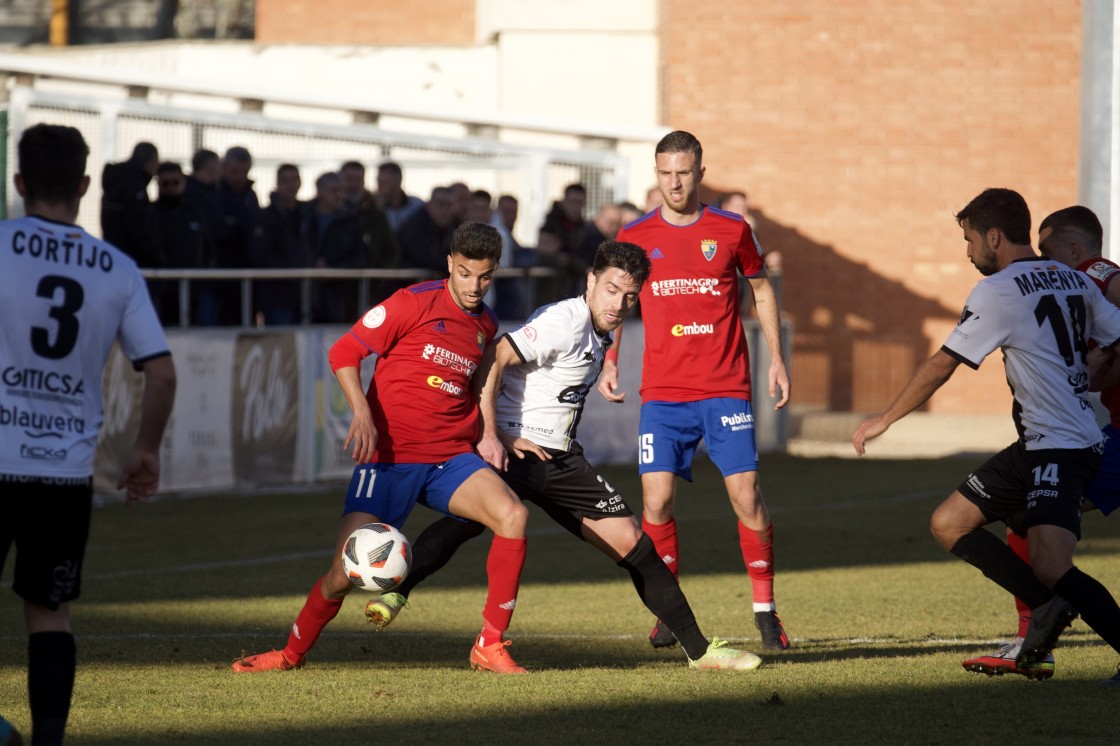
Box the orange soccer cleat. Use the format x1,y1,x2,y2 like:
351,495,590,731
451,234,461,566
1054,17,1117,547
231,649,303,673
469,638,528,675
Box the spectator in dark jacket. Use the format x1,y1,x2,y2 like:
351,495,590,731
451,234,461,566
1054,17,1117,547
210,146,260,325
304,172,368,323
252,164,312,326
375,160,424,233
154,161,212,326
541,182,591,297
341,160,400,305
101,141,160,267
396,186,454,275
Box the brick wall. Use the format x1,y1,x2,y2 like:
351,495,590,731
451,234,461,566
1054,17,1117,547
661,0,1082,414
256,0,474,45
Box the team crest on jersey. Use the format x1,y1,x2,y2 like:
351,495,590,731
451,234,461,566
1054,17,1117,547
700,239,717,261
362,306,386,328
477,331,486,351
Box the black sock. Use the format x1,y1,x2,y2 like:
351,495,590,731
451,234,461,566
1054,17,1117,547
28,631,75,746
619,533,709,659
949,529,1053,609
1053,566,1120,653
396,516,486,598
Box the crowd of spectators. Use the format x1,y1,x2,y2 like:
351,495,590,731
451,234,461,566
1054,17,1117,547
100,143,666,327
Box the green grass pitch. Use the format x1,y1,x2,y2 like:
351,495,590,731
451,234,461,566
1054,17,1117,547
2,454,1119,744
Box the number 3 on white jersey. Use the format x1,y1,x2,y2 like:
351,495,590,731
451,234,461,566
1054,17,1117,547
639,433,654,464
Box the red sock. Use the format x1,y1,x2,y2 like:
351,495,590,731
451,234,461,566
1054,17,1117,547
283,577,344,664
738,522,775,608
1006,527,1032,638
478,535,527,647
641,517,680,581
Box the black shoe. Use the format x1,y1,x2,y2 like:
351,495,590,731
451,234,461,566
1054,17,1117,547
1102,664,1120,688
755,610,791,650
649,619,678,648
1016,595,1077,670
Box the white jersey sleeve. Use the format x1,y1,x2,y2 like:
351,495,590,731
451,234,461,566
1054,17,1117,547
941,281,1011,369
943,258,1111,450
499,298,610,451
0,216,169,478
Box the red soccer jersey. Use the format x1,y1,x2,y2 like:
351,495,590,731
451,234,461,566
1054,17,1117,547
328,279,498,463
1079,257,1120,428
617,205,765,402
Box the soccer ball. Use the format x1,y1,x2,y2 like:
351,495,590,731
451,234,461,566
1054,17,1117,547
342,523,412,592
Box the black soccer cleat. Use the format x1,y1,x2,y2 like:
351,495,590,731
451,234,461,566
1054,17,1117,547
649,619,678,648
755,610,791,650
1016,595,1076,672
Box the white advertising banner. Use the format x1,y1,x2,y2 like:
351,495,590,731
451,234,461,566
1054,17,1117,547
92,320,793,497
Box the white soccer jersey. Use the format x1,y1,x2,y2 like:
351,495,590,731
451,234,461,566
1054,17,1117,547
1,216,169,478
942,257,1120,450
499,297,611,451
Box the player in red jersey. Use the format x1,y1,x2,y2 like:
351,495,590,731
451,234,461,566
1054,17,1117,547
600,131,792,650
961,206,1120,683
231,222,531,675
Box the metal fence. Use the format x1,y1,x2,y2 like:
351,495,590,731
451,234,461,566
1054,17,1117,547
3,85,630,249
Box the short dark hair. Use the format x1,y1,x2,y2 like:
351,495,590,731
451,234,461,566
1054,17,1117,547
1039,206,1103,254
451,221,503,263
340,160,364,173
593,241,651,287
191,148,219,172
18,123,89,204
277,163,300,179
131,141,159,165
157,161,183,176
224,146,252,164
564,183,587,198
471,189,493,204
378,161,403,178
315,171,341,191
497,194,518,206
655,130,703,165
955,188,1031,245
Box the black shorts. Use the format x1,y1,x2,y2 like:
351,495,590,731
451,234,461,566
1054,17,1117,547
957,442,1099,539
0,474,93,609
499,443,634,541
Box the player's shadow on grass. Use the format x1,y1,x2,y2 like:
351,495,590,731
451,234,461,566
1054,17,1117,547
70,632,1120,746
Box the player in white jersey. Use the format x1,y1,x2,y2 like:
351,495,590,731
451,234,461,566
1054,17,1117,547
0,124,176,745
365,241,765,670
853,188,1120,683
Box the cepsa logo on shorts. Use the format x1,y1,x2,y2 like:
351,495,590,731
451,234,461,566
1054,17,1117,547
426,375,464,397
650,278,721,297
670,322,714,337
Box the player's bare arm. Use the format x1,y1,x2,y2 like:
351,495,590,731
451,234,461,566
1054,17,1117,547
597,323,625,403
335,365,377,463
852,349,960,455
747,272,791,409
1089,345,1120,392
474,337,551,470
117,354,177,504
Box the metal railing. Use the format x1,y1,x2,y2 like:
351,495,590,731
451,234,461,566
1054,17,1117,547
140,265,563,327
